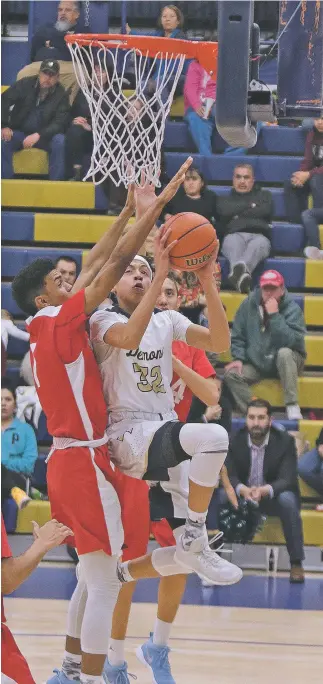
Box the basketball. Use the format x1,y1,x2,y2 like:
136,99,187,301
164,212,218,271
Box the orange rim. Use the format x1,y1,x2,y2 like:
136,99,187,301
65,33,217,76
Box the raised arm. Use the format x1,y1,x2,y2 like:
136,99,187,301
102,227,175,349
73,185,136,293
172,355,219,407
185,252,231,353
84,157,193,314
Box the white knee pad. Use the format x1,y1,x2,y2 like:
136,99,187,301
78,551,120,655
152,545,192,577
179,422,228,488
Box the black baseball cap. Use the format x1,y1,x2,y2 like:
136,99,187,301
40,59,60,76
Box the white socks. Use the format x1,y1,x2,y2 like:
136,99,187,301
61,651,82,681
108,638,125,667
80,675,104,684
153,618,172,647
187,508,206,525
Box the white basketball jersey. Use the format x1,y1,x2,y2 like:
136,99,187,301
90,306,191,418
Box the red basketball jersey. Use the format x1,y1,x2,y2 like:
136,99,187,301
27,290,107,440
171,341,216,421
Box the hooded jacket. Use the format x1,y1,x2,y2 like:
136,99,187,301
231,287,306,375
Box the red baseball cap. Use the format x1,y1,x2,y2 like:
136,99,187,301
259,270,284,288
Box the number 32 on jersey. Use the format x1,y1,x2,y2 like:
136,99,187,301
132,362,166,394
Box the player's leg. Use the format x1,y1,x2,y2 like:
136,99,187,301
145,421,242,585
104,476,150,683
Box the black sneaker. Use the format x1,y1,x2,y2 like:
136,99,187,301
227,263,247,290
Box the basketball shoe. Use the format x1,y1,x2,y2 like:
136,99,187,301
103,659,136,683
46,669,79,683
136,634,175,684
174,524,243,585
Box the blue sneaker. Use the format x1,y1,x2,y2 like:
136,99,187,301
47,670,80,684
136,634,175,683
103,658,137,683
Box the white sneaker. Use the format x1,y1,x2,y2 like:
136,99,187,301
174,529,243,586
304,246,323,260
286,404,303,420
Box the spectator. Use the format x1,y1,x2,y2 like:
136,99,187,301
54,255,78,286
284,116,323,223
216,399,305,583
127,5,186,100
17,1,82,103
298,428,323,504
164,167,217,225
302,208,323,260
223,270,306,421
184,59,216,156
217,164,273,293
1,380,38,508
1,60,69,181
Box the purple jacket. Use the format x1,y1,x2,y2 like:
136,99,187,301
300,129,323,176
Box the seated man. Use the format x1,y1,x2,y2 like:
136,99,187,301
298,428,323,506
223,270,306,420
302,207,323,260
217,164,273,293
284,116,323,223
17,1,81,103
216,399,305,583
1,60,68,180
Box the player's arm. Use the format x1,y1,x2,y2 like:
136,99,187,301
83,158,193,314
103,228,175,349
1,520,72,594
172,355,220,407
185,254,230,354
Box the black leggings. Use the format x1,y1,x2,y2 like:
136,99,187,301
1,464,28,499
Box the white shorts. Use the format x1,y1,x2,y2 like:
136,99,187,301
106,418,172,478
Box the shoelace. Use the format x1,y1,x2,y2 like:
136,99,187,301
104,668,137,683
151,645,172,674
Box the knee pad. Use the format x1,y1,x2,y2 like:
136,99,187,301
179,423,228,488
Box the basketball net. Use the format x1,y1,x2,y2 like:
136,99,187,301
67,40,186,187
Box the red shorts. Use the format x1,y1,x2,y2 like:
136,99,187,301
47,445,123,557
114,472,150,561
150,519,176,548
1,623,35,684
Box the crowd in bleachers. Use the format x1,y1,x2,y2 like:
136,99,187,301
1,1,323,566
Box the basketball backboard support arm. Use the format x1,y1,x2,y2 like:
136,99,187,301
216,1,257,148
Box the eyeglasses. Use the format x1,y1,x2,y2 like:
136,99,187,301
234,174,252,180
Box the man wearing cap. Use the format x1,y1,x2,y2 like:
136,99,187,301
1,60,69,180
16,1,82,103
223,269,306,420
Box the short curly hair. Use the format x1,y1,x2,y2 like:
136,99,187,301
12,258,54,317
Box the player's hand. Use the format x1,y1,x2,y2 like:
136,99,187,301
135,172,157,219
23,133,40,149
159,157,193,205
1,127,13,141
124,183,135,215
195,242,220,284
153,224,177,282
32,519,73,552
264,297,279,315
224,360,243,375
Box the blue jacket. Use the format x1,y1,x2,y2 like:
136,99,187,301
1,417,38,476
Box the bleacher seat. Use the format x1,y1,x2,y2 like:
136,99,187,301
15,500,51,533
254,510,323,547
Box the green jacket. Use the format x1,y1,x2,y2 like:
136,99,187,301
231,288,306,375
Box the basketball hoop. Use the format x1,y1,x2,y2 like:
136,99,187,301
65,33,217,187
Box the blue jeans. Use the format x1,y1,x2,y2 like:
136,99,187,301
298,448,323,497
1,130,65,180
301,208,323,248
184,107,215,157
211,487,304,563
